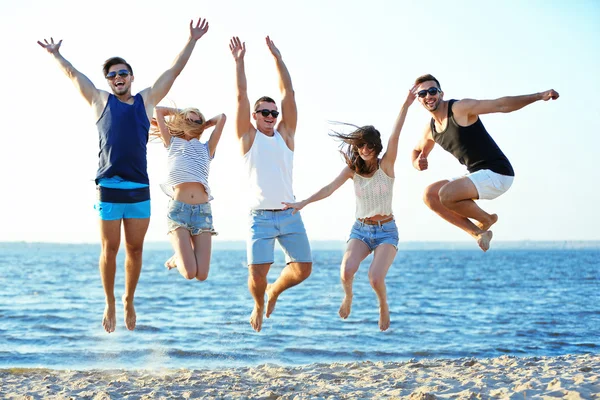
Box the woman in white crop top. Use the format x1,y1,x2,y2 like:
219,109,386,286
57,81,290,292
151,106,226,281
283,87,417,331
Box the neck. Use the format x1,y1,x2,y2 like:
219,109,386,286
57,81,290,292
430,100,448,124
115,92,133,102
258,126,275,136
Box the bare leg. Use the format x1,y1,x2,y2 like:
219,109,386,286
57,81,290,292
265,261,312,319
339,239,370,320
191,232,212,281
248,263,270,332
122,217,150,331
169,228,195,280
99,219,121,333
369,244,397,331
424,179,494,251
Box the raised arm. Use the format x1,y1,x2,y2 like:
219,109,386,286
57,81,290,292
411,124,436,171
144,18,209,108
380,85,417,175
266,36,297,137
282,167,354,214
37,38,103,106
152,107,178,147
229,37,254,143
453,89,560,118
205,114,227,158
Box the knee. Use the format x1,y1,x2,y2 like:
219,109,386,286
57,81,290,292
125,244,144,259
296,263,312,281
368,273,385,289
341,261,359,282
195,266,209,282
101,244,119,260
423,186,441,208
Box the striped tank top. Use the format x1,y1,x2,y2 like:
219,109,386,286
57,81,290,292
160,137,213,200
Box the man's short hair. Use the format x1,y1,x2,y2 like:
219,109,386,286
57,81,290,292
414,74,441,90
253,96,276,111
102,57,134,78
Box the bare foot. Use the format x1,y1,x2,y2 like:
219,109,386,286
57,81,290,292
250,305,264,332
265,284,279,318
379,303,390,331
102,301,116,333
475,213,498,232
338,296,353,319
476,231,493,252
122,295,136,331
164,254,177,270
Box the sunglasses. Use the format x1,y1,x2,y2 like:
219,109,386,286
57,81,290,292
357,143,375,150
417,87,442,98
255,109,280,118
187,119,204,125
105,69,131,80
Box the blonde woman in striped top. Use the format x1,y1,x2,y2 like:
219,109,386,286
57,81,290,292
152,106,226,281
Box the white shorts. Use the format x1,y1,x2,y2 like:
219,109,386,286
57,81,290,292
451,169,514,200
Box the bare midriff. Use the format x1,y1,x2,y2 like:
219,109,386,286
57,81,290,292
172,182,209,205
360,214,393,222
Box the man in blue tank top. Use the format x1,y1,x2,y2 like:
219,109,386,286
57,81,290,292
411,74,559,252
229,36,313,332
37,18,210,333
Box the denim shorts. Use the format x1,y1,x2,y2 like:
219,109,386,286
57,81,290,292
348,219,399,252
167,199,217,236
247,208,312,265
95,200,151,220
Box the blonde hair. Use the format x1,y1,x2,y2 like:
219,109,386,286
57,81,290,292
151,107,206,141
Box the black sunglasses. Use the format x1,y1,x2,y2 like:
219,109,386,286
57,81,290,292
255,109,280,118
105,69,131,80
417,87,441,98
357,143,375,150
187,119,204,125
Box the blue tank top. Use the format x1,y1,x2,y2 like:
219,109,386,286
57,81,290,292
95,93,151,184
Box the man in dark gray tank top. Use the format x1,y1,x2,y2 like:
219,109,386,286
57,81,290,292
410,74,559,252
37,18,210,333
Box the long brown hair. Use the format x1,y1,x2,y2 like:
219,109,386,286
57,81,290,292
329,124,383,175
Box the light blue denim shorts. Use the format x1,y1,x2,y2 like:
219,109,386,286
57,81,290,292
247,209,312,265
167,199,217,236
348,219,399,252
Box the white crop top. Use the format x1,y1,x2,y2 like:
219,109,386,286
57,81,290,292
243,129,295,210
160,137,213,200
353,168,394,218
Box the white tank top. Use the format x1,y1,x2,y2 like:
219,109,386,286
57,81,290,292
243,129,295,210
353,168,394,218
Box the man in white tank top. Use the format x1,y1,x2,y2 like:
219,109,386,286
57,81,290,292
229,36,312,332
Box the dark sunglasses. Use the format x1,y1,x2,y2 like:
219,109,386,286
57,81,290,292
105,69,131,80
357,142,375,150
187,119,204,125
255,109,280,118
417,87,441,98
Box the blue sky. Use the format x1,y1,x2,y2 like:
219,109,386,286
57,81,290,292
1,0,598,243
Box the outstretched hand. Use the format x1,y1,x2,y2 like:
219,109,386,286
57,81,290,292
265,36,281,59
541,89,559,101
229,37,246,61
281,201,304,214
37,37,62,54
405,84,419,106
189,18,209,41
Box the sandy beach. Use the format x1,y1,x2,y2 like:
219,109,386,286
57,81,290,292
1,354,597,399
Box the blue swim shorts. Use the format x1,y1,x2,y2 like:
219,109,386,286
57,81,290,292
348,219,399,252
167,199,217,236
94,179,151,221
247,208,312,265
